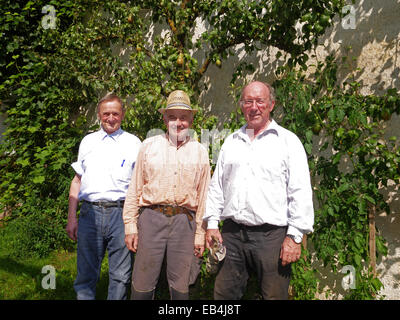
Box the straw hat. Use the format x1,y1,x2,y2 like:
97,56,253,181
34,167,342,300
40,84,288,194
158,90,197,114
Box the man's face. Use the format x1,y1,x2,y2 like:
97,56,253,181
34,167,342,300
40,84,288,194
240,82,275,133
98,99,124,135
163,109,193,144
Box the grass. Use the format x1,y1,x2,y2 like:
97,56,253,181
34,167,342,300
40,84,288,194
0,248,260,300
0,247,215,300
0,249,110,300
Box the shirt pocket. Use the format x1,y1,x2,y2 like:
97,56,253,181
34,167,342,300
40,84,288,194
115,158,134,184
181,163,199,194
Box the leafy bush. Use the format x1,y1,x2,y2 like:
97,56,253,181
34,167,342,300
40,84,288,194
0,197,74,258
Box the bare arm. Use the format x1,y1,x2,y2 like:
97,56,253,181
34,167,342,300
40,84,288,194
66,174,81,241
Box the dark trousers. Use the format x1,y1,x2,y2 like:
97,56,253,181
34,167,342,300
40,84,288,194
214,219,291,300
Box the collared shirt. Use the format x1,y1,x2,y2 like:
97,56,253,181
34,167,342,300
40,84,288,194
71,127,142,202
203,119,314,239
123,134,211,245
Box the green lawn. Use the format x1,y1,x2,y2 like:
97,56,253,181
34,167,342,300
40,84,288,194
0,248,259,300
0,248,214,300
0,249,109,300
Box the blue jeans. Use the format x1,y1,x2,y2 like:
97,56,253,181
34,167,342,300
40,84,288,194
74,201,133,300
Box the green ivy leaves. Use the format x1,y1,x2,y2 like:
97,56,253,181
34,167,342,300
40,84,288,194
275,56,399,299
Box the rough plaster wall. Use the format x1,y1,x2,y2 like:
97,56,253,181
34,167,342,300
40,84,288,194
316,0,400,300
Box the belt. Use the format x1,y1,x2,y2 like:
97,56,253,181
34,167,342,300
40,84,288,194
83,200,125,208
226,219,281,232
147,205,193,221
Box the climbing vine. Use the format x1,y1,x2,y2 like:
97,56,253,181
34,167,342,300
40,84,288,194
275,57,400,299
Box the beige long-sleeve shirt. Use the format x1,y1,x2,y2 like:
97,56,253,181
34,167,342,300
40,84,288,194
123,134,211,245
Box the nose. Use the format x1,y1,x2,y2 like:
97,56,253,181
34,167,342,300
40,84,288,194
107,114,116,122
175,118,183,127
249,100,259,109
247,102,260,114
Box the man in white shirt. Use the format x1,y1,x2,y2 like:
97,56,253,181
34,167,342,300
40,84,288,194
66,93,141,300
203,81,314,300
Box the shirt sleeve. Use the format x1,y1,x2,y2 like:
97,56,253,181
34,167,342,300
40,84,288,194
123,143,146,235
203,144,226,229
193,149,211,246
71,138,86,176
286,135,314,236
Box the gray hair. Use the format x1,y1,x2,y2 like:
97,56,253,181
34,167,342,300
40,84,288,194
97,93,124,112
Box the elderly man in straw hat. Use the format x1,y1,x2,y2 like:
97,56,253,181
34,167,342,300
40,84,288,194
123,90,211,300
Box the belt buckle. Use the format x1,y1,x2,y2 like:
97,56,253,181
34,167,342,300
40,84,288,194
97,201,107,208
103,201,114,209
164,206,174,217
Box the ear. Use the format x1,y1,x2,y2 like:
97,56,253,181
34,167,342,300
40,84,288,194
163,113,169,127
97,102,104,120
268,100,275,112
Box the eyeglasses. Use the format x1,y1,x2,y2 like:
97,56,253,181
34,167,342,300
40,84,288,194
240,99,268,107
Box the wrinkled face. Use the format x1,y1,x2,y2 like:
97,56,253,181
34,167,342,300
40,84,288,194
98,99,124,134
240,82,275,133
163,109,193,145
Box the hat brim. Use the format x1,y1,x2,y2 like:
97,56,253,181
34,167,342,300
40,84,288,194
158,106,198,114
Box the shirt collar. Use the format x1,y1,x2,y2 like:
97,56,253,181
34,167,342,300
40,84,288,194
235,119,279,142
164,132,191,149
99,126,123,141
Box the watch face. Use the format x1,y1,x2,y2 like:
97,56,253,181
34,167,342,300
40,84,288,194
289,235,302,243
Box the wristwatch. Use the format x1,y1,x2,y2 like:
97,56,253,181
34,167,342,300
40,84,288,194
287,234,302,244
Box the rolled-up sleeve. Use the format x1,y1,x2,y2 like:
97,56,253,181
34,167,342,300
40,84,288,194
123,145,145,235
71,161,84,176
194,151,211,246
71,139,86,176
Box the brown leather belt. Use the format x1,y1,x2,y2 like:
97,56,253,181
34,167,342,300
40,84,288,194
147,205,193,221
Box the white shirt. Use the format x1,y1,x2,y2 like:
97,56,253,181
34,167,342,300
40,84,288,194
71,127,142,202
203,120,314,238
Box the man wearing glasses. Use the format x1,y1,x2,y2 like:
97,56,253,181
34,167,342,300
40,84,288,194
203,81,314,300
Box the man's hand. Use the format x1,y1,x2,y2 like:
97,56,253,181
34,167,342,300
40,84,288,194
125,233,138,252
194,244,205,258
66,216,78,241
205,229,223,249
280,236,301,266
